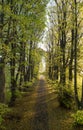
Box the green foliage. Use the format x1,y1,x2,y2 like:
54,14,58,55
5,90,11,103
0,103,10,117
47,79,58,89
23,81,33,88
19,81,34,92
15,90,22,98
47,79,74,109
0,103,10,126
0,115,3,125
58,86,73,109
72,110,83,126
0,0,48,106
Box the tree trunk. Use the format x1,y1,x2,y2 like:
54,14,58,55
0,58,5,103
53,65,58,80
60,1,66,85
0,0,5,103
80,78,83,109
9,43,16,106
74,0,80,108
19,42,26,85
9,18,17,106
25,41,33,81
69,29,74,81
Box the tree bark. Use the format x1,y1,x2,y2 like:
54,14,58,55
0,58,5,103
69,29,74,81
0,0,5,103
74,0,80,108
25,41,33,81
10,42,16,106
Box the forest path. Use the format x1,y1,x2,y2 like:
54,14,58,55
4,75,82,130
31,75,49,130
4,75,49,130
18,75,49,130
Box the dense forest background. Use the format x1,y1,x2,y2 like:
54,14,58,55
0,0,48,105
46,0,83,109
0,0,83,129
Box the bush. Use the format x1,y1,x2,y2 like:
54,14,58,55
47,79,58,89
23,81,33,88
0,103,10,128
58,86,73,109
72,110,83,126
15,90,22,98
19,81,34,92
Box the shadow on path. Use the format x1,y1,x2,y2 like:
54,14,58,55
32,78,49,130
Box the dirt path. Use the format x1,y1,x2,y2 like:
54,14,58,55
4,76,49,130
32,77,49,130
4,76,83,130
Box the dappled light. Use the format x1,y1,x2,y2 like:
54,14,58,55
0,0,83,130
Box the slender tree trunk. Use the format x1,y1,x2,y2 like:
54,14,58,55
53,65,58,80
0,58,5,103
19,42,26,85
9,18,17,106
69,29,74,81
59,1,66,85
74,0,80,108
81,78,83,109
10,43,16,106
0,0,5,103
25,41,33,81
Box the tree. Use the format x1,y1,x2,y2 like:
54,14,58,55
0,0,48,105
46,0,83,109
0,0,5,103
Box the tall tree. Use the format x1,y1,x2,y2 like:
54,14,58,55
0,0,5,103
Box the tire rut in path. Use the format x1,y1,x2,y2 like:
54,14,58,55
32,78,49,130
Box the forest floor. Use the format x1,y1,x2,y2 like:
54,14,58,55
3,75,83,130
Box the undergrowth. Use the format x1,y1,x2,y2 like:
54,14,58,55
0,103,10,129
